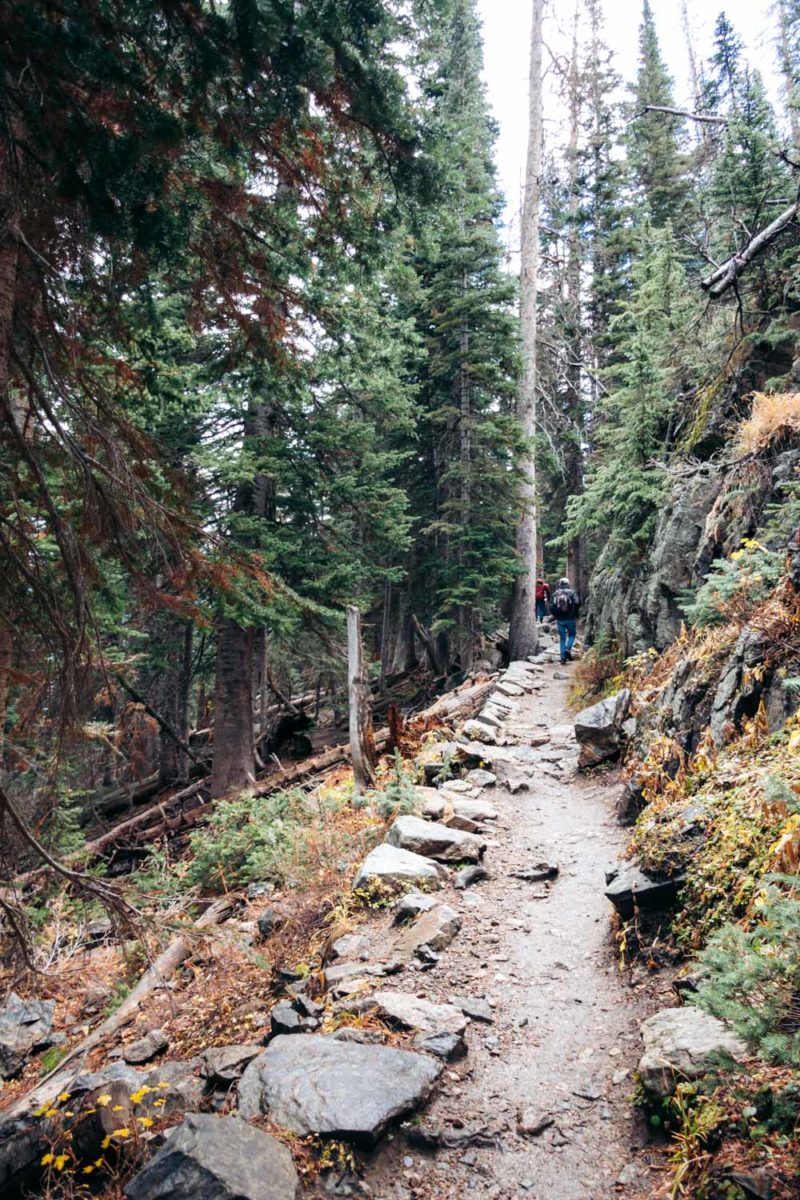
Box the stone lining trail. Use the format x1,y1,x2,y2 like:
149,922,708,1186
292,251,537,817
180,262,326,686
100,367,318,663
311,645,675,1199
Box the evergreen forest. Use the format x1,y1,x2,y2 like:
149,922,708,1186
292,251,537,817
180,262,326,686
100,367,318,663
2,3,800,1198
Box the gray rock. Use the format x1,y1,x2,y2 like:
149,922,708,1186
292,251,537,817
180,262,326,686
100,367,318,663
330,1027,385,1045
451,798,498,823
330,932,369,961
352,843,446,893
124,1112,298,1200
575,690,631,768
505,777,530,794
0,993,56,1078
256,908,286,938
143,1060,205,1117
237,1035,441,1146
439,779,480,796
453,864,489,890
414,1031,466,1060
123,1028,168,1065
450,996,493,1023
386,815,485,863
510,862,559,882
638,1007,747,1098
517,1108,554,1136
415,787,445,821
461,719,498,744
605,863,682,920
199,1044,262,1084
393,890,440,924
270,1001,318,1036
465,769,497,788
390,904,462,961
353,991,467,1036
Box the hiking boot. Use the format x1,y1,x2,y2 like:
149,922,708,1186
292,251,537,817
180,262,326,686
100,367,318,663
560,657,566,666
566,650,573,661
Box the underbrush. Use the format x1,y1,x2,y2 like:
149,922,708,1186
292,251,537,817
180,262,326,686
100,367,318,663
568,641,624,706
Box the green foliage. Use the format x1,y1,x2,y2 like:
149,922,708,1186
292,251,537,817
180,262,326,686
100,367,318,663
694,877,800,1066
372,752,419,818
185,790,311,892
565,221,700,572
683,539,786,628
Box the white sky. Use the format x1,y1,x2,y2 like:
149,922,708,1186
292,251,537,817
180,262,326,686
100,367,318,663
477,0,781,250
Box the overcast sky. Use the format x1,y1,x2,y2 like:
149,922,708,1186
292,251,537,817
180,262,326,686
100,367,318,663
476,0,781,250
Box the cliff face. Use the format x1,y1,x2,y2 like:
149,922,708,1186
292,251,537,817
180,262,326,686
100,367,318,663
585,443,800,659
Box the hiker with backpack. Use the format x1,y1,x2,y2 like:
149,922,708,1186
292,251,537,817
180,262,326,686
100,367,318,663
550,577,580,665
535,578,551,622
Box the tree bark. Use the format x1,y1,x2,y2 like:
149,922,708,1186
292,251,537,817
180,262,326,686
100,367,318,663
210,619,256,797
347,606,376,795
701,197,800,297
509,0,544,662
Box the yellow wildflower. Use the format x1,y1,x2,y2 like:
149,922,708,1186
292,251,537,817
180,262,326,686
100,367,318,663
96,1094,112,1107
41,1153,55,1166
137,1116,154,1129
54,1154,70,1171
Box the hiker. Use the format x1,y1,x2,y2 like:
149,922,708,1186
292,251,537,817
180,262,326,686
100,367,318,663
550,577,580,665
535,578,551,622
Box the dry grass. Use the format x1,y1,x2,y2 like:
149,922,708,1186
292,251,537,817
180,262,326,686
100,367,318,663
736,391,800,456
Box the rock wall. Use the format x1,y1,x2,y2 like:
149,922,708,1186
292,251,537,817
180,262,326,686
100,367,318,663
585,444,800,658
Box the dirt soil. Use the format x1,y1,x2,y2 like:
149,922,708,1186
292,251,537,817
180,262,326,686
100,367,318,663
314,668,675,1200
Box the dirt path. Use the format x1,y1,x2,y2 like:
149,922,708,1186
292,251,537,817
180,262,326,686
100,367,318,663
350,667,673,1200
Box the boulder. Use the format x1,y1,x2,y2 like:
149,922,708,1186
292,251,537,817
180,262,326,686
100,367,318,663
605,863,683,920
385,815,485,864
390,904,462,961
330,933,369,961
199,1044,262,1085
353,991,467,1037
415,787,446,821
270,1001,318,1036
123,1028,168,1065
237,1035,441,1146
124,1112,298,1200
393,890,440,924
574,690,631,768
143,1060,205,1117
0,993,55,1078
638,1008,747,1099
465,769,497,788
352,843,446,893
449,798,498,823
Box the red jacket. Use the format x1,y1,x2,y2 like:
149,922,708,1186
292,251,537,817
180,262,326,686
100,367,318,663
535,581,550,603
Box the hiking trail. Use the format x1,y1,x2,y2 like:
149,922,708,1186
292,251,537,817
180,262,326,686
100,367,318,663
313,651,672,1200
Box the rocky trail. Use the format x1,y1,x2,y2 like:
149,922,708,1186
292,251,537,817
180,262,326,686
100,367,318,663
302,641,672,1200
2,635,693,1200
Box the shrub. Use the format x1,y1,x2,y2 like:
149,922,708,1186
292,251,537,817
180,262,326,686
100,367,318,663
184,789,309,891
694,876,800,1067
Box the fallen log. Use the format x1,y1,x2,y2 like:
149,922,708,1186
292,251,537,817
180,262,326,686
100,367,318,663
5,895,236,1121
701,197,800,297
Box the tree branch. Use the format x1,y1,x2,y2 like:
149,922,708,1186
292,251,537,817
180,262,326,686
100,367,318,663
701,196,800,297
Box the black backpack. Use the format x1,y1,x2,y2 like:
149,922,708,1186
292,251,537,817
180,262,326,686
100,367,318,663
553,588,573,615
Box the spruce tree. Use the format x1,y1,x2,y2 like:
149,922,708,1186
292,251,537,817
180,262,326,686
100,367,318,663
628,1,690,233
394,0,521,672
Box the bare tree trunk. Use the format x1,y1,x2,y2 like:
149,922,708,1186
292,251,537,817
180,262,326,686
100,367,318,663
210,619,256,797
347,606,376,795
458,264,474,670
178,622,193,779
509,0,544,662
777,0,800,148
680,1,712,150
565,6,586,599
379,580,392,694
0,620,11,761
391,602,418,675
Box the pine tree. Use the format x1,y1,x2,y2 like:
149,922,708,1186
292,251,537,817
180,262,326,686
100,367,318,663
565,222,700,571
628,1,689,232
391,0,521,673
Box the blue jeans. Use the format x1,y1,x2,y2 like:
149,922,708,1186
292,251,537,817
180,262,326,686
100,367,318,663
536,599,547,621
557,619,577,661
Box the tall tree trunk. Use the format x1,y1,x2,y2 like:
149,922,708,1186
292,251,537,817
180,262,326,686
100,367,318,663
210,619,256,797
777,0,800,148
509,0,544,662
565,7,586,599
379,580,393,694
458,264,474,670
0,620,11,762
347,606,376,796
178,622,193,779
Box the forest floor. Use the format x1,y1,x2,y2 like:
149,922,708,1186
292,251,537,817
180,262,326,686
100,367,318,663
316,666,674,1200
